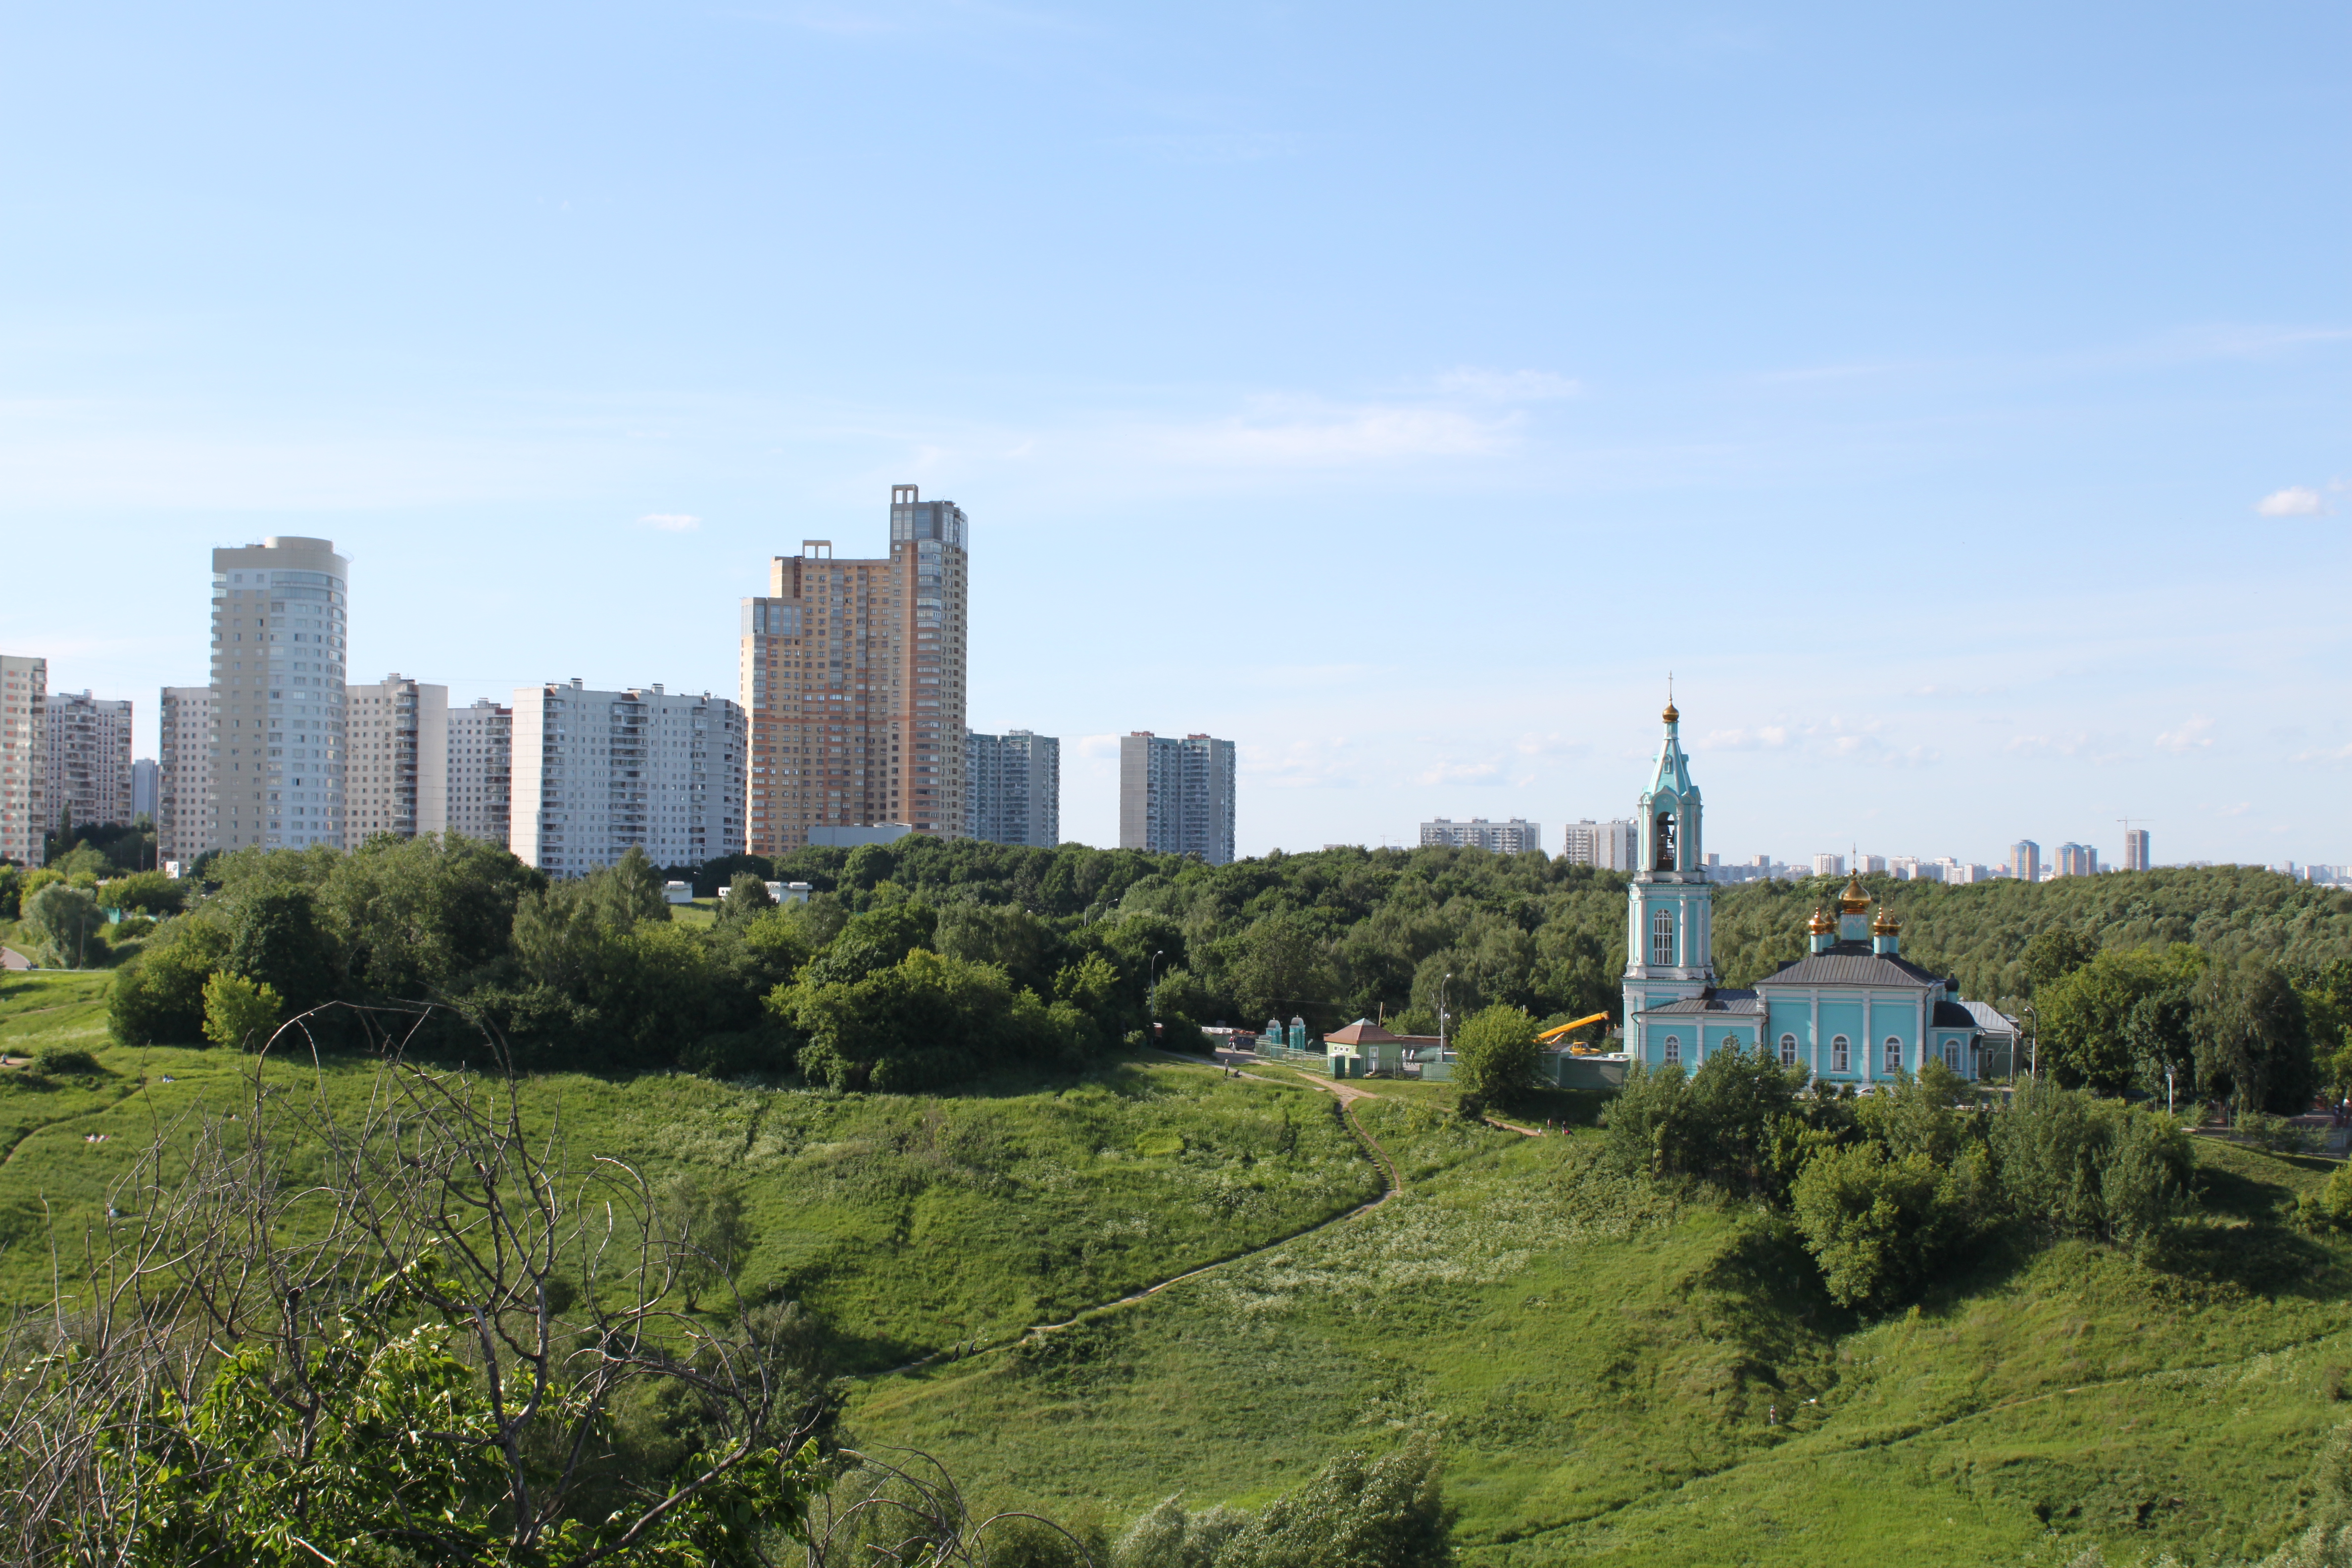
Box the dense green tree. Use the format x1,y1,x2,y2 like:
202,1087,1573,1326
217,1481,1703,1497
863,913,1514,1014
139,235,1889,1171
2019,925,2099,993
100,868,189,916
1450,1004,1541,1105
110,917,234,1044
22,882,105,967
225,885,342,1013
1228,914,1336,1026
326,832,544,999
777,948,1083,1091
721,870,776,918
2036,944,2205,1093
2195,955,2317,1116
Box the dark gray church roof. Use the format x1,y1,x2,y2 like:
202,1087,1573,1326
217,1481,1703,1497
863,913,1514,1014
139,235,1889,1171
1931,999,1980,1029
1642,988,1763,1016
1754,944,1947,989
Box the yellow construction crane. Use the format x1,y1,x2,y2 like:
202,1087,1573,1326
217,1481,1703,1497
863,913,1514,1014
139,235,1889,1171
1535,1012,1612,1053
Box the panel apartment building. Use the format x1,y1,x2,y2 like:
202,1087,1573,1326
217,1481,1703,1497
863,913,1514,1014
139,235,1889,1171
1119,732,1236,865
210,537,351,852
966,729,1060,848
1561,818,1637,870
509,681,746,876
448,699,513,845
346,675,449,844
44,691,134,833
156,687,210,864
1421,817,1543,854
740,486,970,854
0,655,45,866
157,686,211,866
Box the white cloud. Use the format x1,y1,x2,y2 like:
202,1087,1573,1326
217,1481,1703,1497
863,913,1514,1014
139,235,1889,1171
2255,486,2326,517
1433,368,1583,403
638,512,701,532
2155,716,2215,753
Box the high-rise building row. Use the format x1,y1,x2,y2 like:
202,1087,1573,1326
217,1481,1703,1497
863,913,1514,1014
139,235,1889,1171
2123,828,2151,871
43,690,134,833
0,655,44,866
1420,817,1543,855
448,699,513,845
345,675,448,844
2009,840,2040,884
157,686,212,867
210,537,351,853
966,729,1060,848
741,487,969,855
509,681,746,877
1119,732,1235,864
2055,842,2099,878
1561,818,1638,870
1813,853,1846,878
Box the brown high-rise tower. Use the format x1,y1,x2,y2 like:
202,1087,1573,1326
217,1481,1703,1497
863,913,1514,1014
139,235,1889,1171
741,486,969,854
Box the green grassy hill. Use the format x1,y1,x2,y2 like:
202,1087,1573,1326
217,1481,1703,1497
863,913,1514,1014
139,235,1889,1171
4,971,2348,1563
848,1083,2352,1567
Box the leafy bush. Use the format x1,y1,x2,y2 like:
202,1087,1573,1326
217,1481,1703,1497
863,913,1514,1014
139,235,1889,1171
1789,1141,1973,1311
22,882,105,968
202,972,286,1051
1451,1005,1540,1105
109,917,233,1045
2239,1112,2313,1155
2301,1163,2352,1235
1110,1437,1451,1568
30,1047,102,1077
1987,1078,2192,1248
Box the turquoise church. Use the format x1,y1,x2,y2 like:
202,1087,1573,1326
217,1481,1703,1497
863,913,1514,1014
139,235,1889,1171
1619,697,2014,1085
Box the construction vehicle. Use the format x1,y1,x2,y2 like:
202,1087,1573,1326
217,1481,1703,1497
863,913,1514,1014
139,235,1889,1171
1535,1012,1612,1054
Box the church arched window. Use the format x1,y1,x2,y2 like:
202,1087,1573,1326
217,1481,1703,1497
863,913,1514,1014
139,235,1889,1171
1650,907,1674,966
1662,1035,1680,1064
1885,1037,1903,1075
1831,1035,1850,1073
1779,1033,1797,1068
1654,810,1677,871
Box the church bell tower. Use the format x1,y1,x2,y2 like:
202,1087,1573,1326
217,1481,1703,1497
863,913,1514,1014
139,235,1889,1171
1622,690,1716,1018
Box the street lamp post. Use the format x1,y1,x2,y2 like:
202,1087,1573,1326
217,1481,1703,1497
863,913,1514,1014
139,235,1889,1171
2024,1003,2038,1081
1147,951,1167,1042
1439,972,1453,1055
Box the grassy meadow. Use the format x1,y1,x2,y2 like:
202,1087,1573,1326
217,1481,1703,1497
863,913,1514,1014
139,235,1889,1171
0,973,1376,1365
5,970,2350,1563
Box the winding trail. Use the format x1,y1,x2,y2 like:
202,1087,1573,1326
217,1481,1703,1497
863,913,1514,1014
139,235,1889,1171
857,1051,1414,1382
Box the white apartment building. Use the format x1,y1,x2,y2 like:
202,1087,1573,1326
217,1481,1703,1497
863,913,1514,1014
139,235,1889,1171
510,681,747,877
448,699,513,845
210,537,351,852
1420,817,1544,855
1561,818,1637,870
345,676,449,843
0,655,45,866
1813,853,1846,877
157,686,212,865
44,691,135,832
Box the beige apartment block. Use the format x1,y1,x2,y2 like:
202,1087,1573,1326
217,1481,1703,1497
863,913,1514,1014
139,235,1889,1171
509,681,746,877
740,485,969,855
44,690,134,833
346,675,448,843
0,655,45,866
448,698,513,845
157,686,212,865
211,538,350,852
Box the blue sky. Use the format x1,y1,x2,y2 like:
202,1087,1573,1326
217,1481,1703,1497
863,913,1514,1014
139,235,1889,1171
2,1,2345,866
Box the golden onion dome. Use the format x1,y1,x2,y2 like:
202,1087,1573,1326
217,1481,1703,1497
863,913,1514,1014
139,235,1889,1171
1806,905,1834,936
1871,905,1901,935
1663,698,1679,724
1838,873,1872,915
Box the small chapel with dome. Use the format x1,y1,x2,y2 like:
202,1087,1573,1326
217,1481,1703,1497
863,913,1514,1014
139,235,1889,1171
1618,696,2016,1084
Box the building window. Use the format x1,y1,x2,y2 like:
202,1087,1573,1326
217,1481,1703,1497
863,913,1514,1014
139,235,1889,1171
1650,907,1674,967
1663,1035,1680,1065
1944,1040,1960,1073
1779,1033,1797,1068
1831,1035,1850,1074
1885,1037,1903,1075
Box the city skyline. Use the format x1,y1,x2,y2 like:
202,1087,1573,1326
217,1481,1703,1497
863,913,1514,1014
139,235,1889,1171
2,6,2345,865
